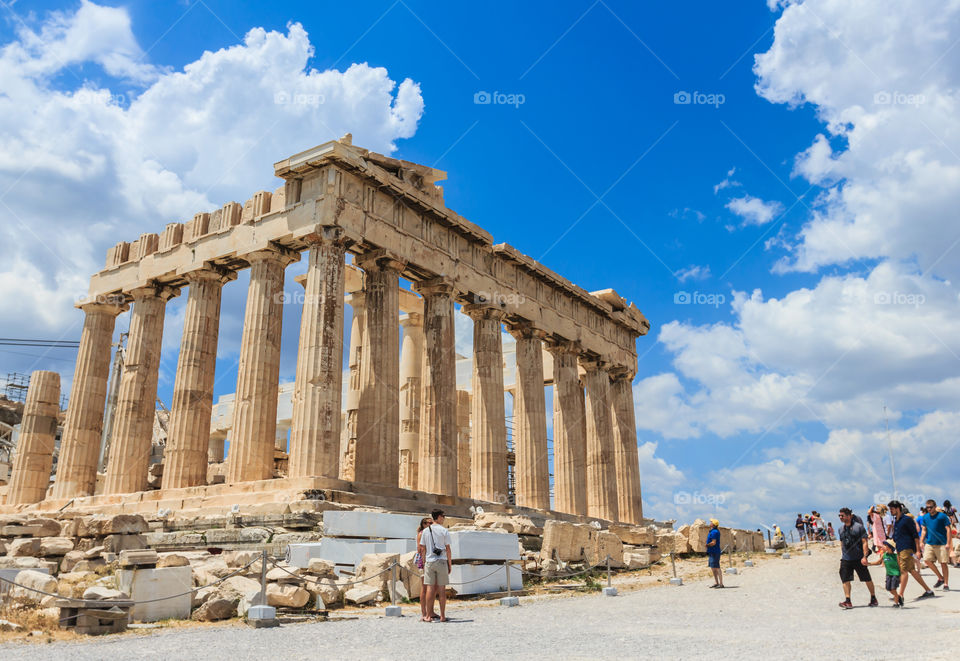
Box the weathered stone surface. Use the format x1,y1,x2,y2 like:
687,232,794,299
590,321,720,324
38,537,75,557
266,583,310,608
540,520,593,562
305,558,336,578
355,552,399,594
0,556,53,570
306,577,341,608
82,586,128,600
9,570,57,604
157,553,191,568
224,550,261,567
24,518,62,537
192,595,239,621
609,524,656,546
204,527,270,545
103,534,147,553
60,550,85,573
103,514,150,535
266,565,303,584
72,558,106,573
119,549,159,567
8,538,41,557
344,584,380,605
0,619,24,632
624,548,659,568
588,531,624,567
656,530,691,555
399,551,422,599
474,512,542,535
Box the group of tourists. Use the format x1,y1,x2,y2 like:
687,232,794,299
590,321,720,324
795,511,835,542
414,509,453,622
838,499,958,609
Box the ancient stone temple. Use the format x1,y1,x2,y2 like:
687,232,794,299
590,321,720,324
3,135,649,524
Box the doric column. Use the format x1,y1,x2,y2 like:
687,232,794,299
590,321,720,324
581,357,618,521
354,251,404,486
508,323,550,510
226,247,298,484
611,371,643,522
341,292,365,481
7,371,61,504
53,300,126,499
398,312,424,490
288,229,347,479
457,390,472,498
208,436,225,464
104,284,178,494
548,341,587,516
463,304,507,503
162,267,234,490
415,278,457,496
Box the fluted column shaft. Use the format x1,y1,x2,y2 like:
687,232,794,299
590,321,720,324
289,230,346,479
456,390,472,498
464,304,507,503
8,371,61,504
510,325,550,510
341,292,365,480
355,251,404,486
226,248,297,483
53,301,125,499
415,279,457,496
549,342,586,516
105,285,178,494
611,374,643,522
398,312,424,490
582,358,618,521
162,268,232,490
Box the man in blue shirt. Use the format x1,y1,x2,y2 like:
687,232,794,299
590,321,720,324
888,500,934,603
706,519,724,588
920,498,953,590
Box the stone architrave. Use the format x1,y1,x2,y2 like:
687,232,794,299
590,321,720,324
508,324,550,511
105,284,179,495
581,358,618,522
354,251,404,487
341,292,365,481
415,278,457,497
456,390,472,499
548,341,586,516
7,371,61,504
463,304,508,504
226,247,298,484
289,229,347,480
53,299,127,499
610,372,643,522
163,267,234,490
398,312,424,490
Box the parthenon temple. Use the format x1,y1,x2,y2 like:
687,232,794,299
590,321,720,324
0,135,649,524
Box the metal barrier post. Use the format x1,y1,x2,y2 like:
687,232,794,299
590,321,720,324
669,553,683,586
247,549,277,627
500,560,519,607
602,555,617,596
384,561,401,616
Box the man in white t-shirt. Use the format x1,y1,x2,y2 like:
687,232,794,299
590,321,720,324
418,509,452,622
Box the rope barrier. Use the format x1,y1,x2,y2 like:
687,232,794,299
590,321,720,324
266,557,398,590
396,563,507,586
0,556,261,606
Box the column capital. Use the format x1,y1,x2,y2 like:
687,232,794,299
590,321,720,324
346,290,366,308
183,264,237,286
243,244,300,268
414,277,455,298
77,296,128,315
303,225,353,248
607,364,636,381
129,282,180,302
578,355,606,373
355,248,406,274
462,303,507,322
506,321,547,341
545,338,581,356
400,311,423,328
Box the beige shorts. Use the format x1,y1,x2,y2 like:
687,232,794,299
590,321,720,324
423,561,449,586
924,544,950,563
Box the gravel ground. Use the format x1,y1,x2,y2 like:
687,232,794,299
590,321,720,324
2,546,956,660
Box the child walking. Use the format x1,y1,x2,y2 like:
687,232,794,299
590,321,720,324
868,540,902,607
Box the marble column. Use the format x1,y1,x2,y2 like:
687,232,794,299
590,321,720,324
208,435,226,464
7,371,61,504
289,229,346,480
162,268,233,490
226,247,297,484
398,312,424,490
611,372,643,522
509,324,550,510
457,390,472,499
581,358,618,521
463,304,507,503
53,300,126,499
354,251,404,486
341,292,365,481
415,278,457,496
548,341,587,516
104,284,178,495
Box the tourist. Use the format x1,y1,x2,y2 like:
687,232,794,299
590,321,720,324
888,500,934,603
827,522,836,541
868,504,888,552
415,517,433,620
796,513,805,542
920,499,952,590
706,518,723,588
418,509,453,622
837,507,877,609
866,540,902,607
943,500,958,525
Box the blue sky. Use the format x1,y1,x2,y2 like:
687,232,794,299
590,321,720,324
2,0,959,528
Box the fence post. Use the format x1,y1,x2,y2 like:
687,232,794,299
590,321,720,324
669,553,683,586
259,549,268,605
246,548,278,627
602,554,617,596
384,561,402,617
500,560,519,607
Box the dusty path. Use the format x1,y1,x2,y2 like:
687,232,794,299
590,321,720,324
2,545,956,660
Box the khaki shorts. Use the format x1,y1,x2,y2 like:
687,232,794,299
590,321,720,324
897,549,916,574
924,544,950,563
424,561,449,586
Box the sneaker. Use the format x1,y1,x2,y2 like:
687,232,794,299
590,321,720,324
917,591,936,600
893,596,903,608
838,600,853,609
868,596,878,607
934,579,944,588
943,585,950,591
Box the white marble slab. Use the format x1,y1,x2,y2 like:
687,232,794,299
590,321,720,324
322,511,422,539
449,563,522,596
449,530,520,561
